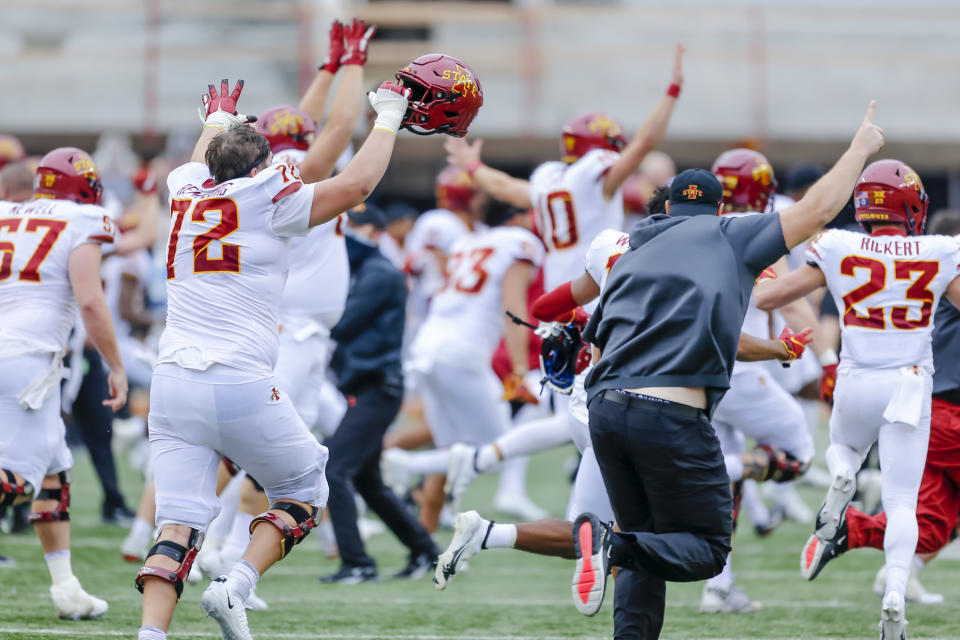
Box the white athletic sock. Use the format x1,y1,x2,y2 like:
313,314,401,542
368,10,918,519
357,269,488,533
398,448,450,475
221,512,255,561
705,554,734,589
495,414,569,459
912,555,926,570
495,456,529,499
883,505,918,598
724,454,744,482
227,559,260,603
207,472,245,543
138,626,167,640
129,517,153,542
824,444,860,484
475,444,501,473
44,549,73,585
484,523,517,549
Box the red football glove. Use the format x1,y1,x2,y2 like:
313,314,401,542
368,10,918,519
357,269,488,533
820,363,838,404
319,20,344,73
341,19,376,66
132,168,157,195
202,79,244,118
778,326,813,361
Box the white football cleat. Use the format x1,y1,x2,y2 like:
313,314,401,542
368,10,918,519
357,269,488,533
571,512,611,617
434,510,489,590
121,529,150,563
245,587,269,611
381,448,414,497
50,576,109,620
201,577,253,640
444,443,478,511
198,549,233,583
873,565,943,605
814,470,856,540
700,583,763,613
880,591,908,640
493,492,549,522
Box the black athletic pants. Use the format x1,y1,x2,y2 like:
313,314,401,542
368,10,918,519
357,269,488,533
71,348,127,515
325,385,438,569
588,391,733,640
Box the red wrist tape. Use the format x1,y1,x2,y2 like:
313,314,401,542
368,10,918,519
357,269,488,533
666,83,681,98
532,282,578,322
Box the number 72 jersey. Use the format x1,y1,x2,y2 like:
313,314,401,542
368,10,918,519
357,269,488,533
807,228,960,371
160,161,314,377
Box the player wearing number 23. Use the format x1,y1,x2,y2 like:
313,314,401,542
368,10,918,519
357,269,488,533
754,159,960,639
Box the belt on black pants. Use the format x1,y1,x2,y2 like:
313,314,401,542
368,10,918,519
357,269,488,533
599,389,708,421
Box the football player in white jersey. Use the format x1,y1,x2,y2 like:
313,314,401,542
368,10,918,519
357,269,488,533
435,225,808,589
755,160,960,640
195,20,374,594
0,147,127,620
401,208,545,533
135,77,410,640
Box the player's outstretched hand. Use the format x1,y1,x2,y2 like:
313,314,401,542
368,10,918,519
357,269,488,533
103,369,128,412
342,19,376,66
320,20,345,73
368,81,410,134
777,326,813,361
198,79,256,130
444,136,483,170
672,43,685,86
850,101,884,157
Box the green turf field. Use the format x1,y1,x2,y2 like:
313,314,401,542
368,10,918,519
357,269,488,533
1,441,959,640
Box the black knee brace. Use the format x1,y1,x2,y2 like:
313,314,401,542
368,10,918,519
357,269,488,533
135,528,204,599
28,471,70,522
249,502,319,560
0,468,33,507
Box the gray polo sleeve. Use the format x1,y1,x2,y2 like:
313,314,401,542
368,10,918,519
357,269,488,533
721,212,788,277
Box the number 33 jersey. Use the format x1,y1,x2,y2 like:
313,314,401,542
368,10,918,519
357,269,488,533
160,162,315,377
528,149,624,294
0,198,115,356
411,226,544,367
807,228,960,371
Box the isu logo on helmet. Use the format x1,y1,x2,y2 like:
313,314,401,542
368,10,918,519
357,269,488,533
0,134,26,170
256,106,317,153
33,147,103,205
395,54,484,137
854,159,929,235
561,112,626,164
435,165,477,212
712,148,777,213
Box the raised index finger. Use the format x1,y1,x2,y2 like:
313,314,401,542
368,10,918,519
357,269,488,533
863,100,877,124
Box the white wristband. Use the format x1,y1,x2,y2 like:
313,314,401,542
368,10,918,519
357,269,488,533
818,349,839,367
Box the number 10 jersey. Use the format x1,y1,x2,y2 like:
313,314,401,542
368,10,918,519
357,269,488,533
807,228,960,371
160,161,315,377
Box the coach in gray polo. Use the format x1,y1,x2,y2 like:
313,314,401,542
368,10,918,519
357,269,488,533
570,103,885,640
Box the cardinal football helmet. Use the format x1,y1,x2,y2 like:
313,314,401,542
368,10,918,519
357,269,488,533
0,135,25,170
712,148,777,212
854,159,929,235
395,54,483,137
435,165,477,212
560,112,626,164
34,148,103,205
256,105,317,152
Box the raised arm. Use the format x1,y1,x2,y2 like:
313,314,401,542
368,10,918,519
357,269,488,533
754,263,827,311
779,102,884,249
69,244,127,411
308,83,409,227
299,20,375,183
531,272,600,322
601,44,684,201
444,137,532,209
298,20,343,119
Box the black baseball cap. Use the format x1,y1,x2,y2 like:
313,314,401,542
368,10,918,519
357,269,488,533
346,202,387,229
668,169,722,217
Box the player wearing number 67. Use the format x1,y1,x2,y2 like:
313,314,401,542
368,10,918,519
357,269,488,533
0,147,126,621
134,77,412,640
754,159,960,640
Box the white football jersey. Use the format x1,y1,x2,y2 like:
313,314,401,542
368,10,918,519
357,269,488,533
584,228,629,291
0,198,115,356
529,149,625,293
412,226,544,366
272,148,348,326
160,161,314,376
808,229,960,371
404,208,473,319
102,248,151,339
